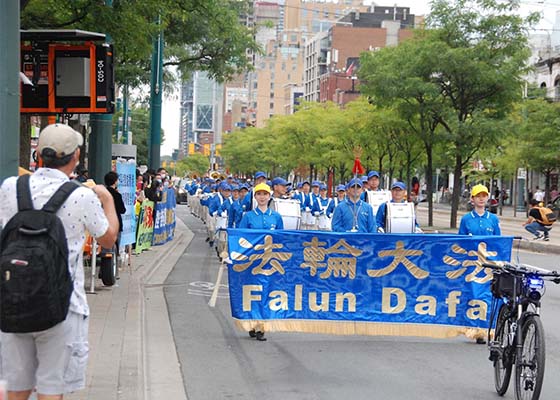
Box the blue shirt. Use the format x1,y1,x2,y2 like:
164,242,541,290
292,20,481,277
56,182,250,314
331,199,377,233
458,211,501,236
238,207,284,230
228,199,244,228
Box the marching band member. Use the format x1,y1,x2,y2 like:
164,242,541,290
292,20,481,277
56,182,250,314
271,177,289,199
333,184,346,208
229,183,248,228
457,183,499,345
458,184,501,236
241,171,267,212
361,175,369,190
317,183,333,231
361,170,382,202
331,178,377,233
376,181,422,233
239,183,284,231
238,182,283,341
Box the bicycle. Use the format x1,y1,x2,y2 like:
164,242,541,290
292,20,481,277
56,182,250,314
483,261,560,400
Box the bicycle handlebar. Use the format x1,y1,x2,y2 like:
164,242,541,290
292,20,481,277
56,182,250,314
482,262,560,283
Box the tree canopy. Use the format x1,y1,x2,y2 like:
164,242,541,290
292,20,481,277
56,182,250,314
21,0,260,87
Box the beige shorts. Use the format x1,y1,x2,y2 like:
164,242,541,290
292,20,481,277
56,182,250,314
0,311,89,395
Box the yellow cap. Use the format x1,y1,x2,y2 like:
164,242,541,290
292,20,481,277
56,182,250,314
253,183,271,194
471,184,489,197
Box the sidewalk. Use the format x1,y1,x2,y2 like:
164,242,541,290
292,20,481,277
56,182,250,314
66,218,193,400
416,202,560,254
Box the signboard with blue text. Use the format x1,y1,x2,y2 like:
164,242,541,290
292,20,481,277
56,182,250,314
227,230,513,339
116,160,137,246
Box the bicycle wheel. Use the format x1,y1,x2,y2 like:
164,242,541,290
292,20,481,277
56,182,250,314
515,315,545,400
494,305,513,396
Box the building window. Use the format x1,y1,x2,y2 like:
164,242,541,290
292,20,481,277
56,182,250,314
270,82,275,90
270,102,274,109
270,92,274,99
291,34,297,42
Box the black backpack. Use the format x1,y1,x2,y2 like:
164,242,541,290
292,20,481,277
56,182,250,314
0,174,79,333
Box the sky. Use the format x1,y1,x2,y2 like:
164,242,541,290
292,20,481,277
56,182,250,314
159,0,560,157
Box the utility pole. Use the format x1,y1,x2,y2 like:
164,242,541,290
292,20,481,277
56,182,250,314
149,18,163,170
0,0,20,180
89,0,113,182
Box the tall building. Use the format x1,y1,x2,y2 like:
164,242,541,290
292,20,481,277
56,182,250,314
178,71,224,157
249,0,369,127
311,7,416,106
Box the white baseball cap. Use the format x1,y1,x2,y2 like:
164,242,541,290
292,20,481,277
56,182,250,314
38,123,83,158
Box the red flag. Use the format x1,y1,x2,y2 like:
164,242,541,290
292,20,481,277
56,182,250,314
352,157,365,175
345,62,355,77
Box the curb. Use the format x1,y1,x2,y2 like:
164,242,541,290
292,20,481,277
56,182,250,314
139,218,193,400
420,208,560,255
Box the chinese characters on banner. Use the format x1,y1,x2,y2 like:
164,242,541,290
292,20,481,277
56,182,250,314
227,230,513,339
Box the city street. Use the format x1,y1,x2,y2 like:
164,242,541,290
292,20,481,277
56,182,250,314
165,204,560,400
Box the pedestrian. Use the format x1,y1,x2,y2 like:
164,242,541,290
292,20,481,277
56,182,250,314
0,123,118,400
238,182,283,341
458,184,501,236
457,183,500,344
533,186,545,205
331,178,377,233
74,166,89,183
523,199,552,241
104,171,127,255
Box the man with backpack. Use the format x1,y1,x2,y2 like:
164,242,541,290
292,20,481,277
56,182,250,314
0,123,118,400
523,199,556,241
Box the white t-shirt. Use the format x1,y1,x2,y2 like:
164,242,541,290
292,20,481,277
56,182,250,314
0,168,109,316
534,190,545,202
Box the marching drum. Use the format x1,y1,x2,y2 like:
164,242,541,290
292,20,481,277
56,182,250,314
301,210,317,229
386,202,416,233
366,190,392,216
317,214,332,231
216,215,228,230
270,198,301,230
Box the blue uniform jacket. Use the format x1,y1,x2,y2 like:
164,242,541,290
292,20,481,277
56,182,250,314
331,199,377,233
228,199,245,228
238,207,284,230
458,210,501,236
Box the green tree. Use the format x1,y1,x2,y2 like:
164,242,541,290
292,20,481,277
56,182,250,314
21,0,260,87
426,0,538,227
176,153,209,177
360,33,445,225
127,105,165,166
514,99,560,203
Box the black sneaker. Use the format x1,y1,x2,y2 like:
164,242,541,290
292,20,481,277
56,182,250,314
544,237,550,241
476,338,486,344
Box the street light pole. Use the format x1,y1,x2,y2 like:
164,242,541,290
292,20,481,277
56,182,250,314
148,17,163,170
89,0,113,182
0,0,20,180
